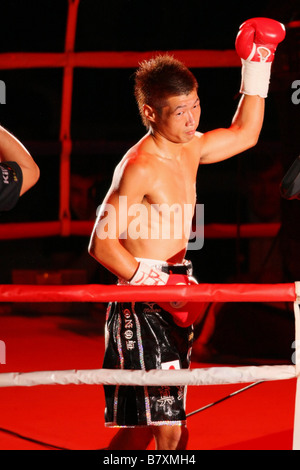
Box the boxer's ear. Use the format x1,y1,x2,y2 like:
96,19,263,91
143,104,156,123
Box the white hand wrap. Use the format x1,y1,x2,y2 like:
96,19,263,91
129,261,169,286
240,59,272,98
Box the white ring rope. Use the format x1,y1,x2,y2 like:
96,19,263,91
0,365,296,388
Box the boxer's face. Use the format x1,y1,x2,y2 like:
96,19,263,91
150,88,201,144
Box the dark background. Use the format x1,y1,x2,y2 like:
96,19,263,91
0,1,299,361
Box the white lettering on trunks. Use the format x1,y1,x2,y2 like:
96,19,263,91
0,165,9,184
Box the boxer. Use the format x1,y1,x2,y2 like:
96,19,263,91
89,18,285,450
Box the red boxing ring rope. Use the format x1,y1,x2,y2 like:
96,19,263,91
0,49,241,70
0,282,297,303
0,221,281,240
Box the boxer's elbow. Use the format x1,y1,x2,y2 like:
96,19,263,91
247,132,260,150
88,235,115,266
238,127,261,154
20,162,40,196
88,235,103,263
31,162,40,187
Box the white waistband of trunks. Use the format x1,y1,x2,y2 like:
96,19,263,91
135,257,168,269
136,258,193,277
136,257,192,268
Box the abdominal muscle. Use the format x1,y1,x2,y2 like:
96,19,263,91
119,201,193,263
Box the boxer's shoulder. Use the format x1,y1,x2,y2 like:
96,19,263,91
112,144,156,193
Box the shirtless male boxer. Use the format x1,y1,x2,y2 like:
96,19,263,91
89,18,285,450
0,125,39,212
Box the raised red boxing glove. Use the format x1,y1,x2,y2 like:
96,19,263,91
235,17,286,63
159,275,200,328
235,17,285,98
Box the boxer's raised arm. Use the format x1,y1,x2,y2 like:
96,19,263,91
199,18,285,164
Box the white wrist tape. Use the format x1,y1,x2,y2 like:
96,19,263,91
240,59,272,98
129,261,169,286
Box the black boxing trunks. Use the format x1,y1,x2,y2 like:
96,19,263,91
0,161,22,212
102,259,194,428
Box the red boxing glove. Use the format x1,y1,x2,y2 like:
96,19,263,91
235,17,285,98
236,17,286,63
159,274,200,328
127,263,200,327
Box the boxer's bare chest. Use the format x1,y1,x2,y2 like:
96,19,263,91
145,153,197,210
